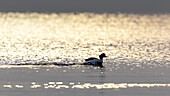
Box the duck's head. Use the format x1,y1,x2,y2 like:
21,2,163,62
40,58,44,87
99,53,107,59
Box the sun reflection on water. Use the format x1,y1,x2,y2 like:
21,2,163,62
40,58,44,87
2,81,170,90
0,12,170,68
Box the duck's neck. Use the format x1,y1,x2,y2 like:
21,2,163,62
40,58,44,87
99,56,103,60
98,56,104,67
99,57,103,62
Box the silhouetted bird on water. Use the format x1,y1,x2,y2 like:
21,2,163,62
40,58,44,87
83,53,107,67
12,53,107,67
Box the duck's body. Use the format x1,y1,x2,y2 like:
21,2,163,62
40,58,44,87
84,53,107,67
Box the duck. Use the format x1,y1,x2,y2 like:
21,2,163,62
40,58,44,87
83,53,107,67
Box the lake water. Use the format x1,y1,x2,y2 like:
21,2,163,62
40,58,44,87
0,12,170,96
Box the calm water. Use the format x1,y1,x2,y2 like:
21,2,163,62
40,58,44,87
0,12,170,96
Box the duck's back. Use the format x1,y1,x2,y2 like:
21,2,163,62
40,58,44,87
85,57,98,61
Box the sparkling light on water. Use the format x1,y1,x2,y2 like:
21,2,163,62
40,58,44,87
2,81,170,89
0,12,170,67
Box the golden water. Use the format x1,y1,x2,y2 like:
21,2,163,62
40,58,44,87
0,12,169,68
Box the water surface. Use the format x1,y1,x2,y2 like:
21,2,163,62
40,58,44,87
0,12,170,96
